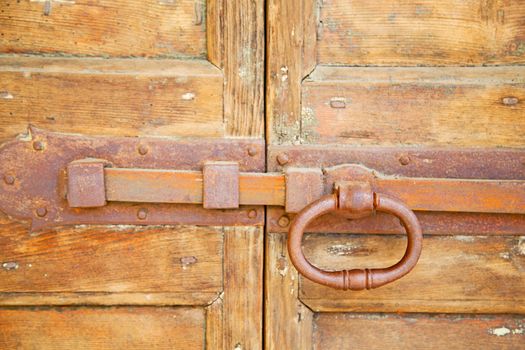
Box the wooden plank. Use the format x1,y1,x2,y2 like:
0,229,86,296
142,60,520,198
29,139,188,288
0,57,224,140
0,0,206,57
0,307,205,349
207,0,224,68
300,235,525,313
223,0,265,137
223,227,263,349
302,66,525,147
318,0,525,65
314,313,525,350
265,232,313,350
0,224,223,295
267,0,316,144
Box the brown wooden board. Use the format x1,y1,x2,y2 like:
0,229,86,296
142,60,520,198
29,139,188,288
313,313,525,350
0,0,206,58
318,0,525,66
0,306,206,349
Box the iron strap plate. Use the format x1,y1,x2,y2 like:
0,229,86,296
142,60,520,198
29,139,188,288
0,127,265,231
267,145,525,235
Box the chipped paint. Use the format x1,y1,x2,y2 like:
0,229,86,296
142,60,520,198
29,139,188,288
515,237,525,256
0,91,14,99
180,256,198,269
453,235,476,242
2,262,19,271
181,92,195,101
488,326,525,337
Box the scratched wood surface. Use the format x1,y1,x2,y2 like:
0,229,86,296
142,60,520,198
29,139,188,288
0,57,224,140
302,66,525,147
0,0,206,58
0,307,206,349
313,313,525,350
318,0,525,66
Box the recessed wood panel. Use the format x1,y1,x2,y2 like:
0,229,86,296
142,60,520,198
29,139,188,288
314,313,525,350
0,57,224,140
319,0,525,66
0,0,206,57
0,224,223,294
302,66,525,147
300,234,525,313
0,307,205,349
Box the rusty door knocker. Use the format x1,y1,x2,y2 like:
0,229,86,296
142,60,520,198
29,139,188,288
287,181,423,290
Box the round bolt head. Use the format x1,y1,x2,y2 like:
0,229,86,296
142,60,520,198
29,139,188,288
138,145,148,156
36,207,47,217
278,215,290,228
4,175,15,185
276,153,289,166
137,208,148,220
248,209,258,219
33,141,44,151
398,155,410,166
247,146,258,157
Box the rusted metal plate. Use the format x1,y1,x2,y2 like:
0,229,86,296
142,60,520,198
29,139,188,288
203,161,240,209
66,159,107,208
0,126,264,231
268,145,525,234
285,167,323,213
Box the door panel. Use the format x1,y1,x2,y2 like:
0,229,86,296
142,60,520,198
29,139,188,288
318,0,525,66
266,0,525,348
0,0,264,348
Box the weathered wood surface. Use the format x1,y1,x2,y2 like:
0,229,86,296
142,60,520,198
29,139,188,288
318,0,525,66
314,313,525,350
0,0,206,58
302,66,525,147
0,223,223,295
0,307,205,349
300,234,525,313
0,57,224,140
265,232,313,350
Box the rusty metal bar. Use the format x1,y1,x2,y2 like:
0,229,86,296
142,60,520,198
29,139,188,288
101,167,525,214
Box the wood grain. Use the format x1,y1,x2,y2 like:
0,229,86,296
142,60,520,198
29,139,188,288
266,0,316,144
0,224,223,294
0,307,205,349
302,66,525,147
265,232,313,350
314,313,525,350
300,234,525,313
223,227,263,349
0,56,224,140
223,0,265,137
319,0,525,65
0,0,206,58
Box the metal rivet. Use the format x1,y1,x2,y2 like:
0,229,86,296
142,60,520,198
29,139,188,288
4,175,15,185
278,215,290,228
137,208,148,220
502,96,519,106
33,141,44,151
138,145,148,156
277,153,289,166
36,207,47,217
248,209,257,219
247,147,258,157
399,155,410,166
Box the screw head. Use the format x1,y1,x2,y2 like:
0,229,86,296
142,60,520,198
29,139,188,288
276,153,289,166
277,215,290,228
138,145,148,156
137,208,148,220
33,141,44,151
4,175,15,185
247,146,258,157
248,209,258,219
36,207,47,217
399,155,410,166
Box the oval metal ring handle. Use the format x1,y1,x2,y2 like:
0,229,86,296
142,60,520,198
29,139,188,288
287,185,423,290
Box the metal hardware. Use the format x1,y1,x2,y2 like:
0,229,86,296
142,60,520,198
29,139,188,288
288,182,422,290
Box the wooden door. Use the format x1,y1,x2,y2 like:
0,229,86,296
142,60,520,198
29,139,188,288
266,1,525,349
0,1,264,348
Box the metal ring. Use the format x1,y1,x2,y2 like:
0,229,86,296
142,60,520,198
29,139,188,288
287,193,423,290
